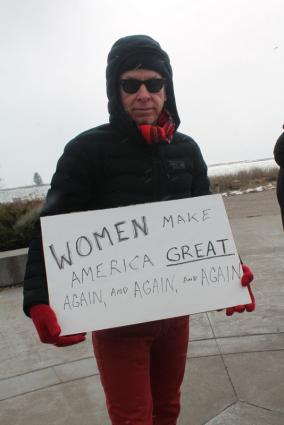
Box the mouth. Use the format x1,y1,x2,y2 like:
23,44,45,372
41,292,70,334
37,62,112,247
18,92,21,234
133,108,154,113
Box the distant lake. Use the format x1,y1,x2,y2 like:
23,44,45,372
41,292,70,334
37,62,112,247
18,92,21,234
0,158,278,204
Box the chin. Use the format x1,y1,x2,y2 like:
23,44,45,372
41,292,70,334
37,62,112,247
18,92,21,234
135,117,157,125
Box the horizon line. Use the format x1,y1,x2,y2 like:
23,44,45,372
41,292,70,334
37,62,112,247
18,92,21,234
0,157,276,191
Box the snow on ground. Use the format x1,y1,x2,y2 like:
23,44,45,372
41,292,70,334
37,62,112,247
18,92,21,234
0,184,50,204
221,182,276,197
0,158,279,204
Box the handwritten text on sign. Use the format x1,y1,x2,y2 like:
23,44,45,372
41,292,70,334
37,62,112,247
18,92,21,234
41,194,250,335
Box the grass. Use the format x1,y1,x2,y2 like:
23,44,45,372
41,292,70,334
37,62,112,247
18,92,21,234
209,166,279,193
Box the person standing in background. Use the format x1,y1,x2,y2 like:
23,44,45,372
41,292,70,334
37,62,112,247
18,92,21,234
274,125,284,228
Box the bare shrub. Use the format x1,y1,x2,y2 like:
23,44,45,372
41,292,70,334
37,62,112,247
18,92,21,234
210,167,279,193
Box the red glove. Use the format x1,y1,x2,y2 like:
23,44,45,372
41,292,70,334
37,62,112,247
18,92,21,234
226,264,255,316
30,304,86,347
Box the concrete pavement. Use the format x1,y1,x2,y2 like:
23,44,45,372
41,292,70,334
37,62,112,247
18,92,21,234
0,189,284,425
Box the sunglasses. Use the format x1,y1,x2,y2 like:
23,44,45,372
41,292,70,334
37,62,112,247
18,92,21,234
120,78,166,94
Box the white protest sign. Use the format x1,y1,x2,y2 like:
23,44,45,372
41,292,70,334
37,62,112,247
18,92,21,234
41,194,250,335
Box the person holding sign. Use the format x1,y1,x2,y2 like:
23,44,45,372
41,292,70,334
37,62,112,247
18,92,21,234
23,35,254,425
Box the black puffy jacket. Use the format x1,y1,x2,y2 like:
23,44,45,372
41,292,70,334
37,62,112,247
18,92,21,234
23,35,211,315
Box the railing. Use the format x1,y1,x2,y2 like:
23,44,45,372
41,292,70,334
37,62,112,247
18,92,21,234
0,248,28,287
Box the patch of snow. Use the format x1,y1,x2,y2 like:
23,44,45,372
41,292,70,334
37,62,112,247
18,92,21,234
0,185,50,204
220,182,276,197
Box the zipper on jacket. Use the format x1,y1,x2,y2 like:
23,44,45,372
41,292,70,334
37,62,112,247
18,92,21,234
151,144,169,200
151,144,159,200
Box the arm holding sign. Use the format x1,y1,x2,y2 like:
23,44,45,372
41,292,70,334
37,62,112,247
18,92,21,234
30,304,86,346
189,146,256,316
23,137,100,344
225,264,255,316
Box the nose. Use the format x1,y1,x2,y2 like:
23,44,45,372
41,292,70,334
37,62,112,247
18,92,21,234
136,83,151,100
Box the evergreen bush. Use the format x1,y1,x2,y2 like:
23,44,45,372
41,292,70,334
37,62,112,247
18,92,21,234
0,200,43,251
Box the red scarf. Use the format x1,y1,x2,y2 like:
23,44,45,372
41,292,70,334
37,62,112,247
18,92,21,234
138,111,175,144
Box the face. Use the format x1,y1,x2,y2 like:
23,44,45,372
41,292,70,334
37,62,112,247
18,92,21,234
120,69,167,125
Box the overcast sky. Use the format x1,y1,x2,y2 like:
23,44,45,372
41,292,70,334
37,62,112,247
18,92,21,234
1,0,283,188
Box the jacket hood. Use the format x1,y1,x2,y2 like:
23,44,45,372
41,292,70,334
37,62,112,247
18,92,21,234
106,35,180,134
274,131,284,168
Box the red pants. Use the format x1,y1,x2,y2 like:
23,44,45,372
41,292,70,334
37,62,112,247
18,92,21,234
92,316,189,425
